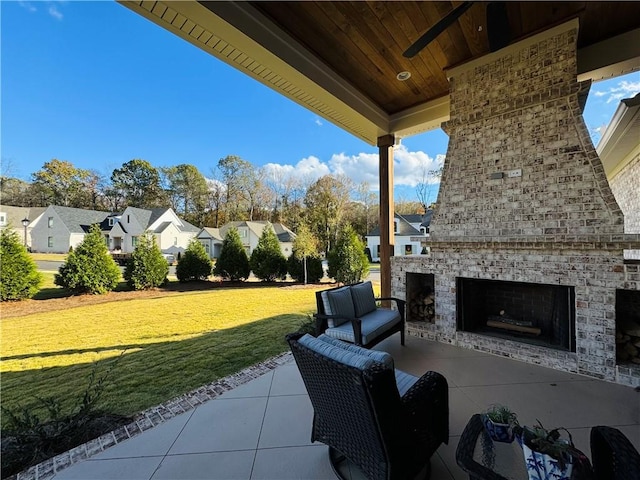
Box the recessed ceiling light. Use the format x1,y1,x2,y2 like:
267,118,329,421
396,71,411,81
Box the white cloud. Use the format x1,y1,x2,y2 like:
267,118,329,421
314,118,323,126
593,80,640,104
261,145,445,192
18,1,37,12
262,156,331,184
48,5,63,20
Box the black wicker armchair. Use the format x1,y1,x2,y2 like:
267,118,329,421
286,332,448,480
590,425,640,480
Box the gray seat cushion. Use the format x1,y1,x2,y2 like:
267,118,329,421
326,287,356,327
395,369,419,397
350,281,377,317
324,308,401,345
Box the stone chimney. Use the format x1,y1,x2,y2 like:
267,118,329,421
392,19,640,386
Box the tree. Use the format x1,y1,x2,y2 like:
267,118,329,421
213,227,250,281
304,175,352,254
347,182,378,239
123,233,169,289
31,159,92,207
249,226,287,281
162,164,209,226
217,155,255,221
55,224,121,294
175,239,211,282
111,159,164,208
291,223,318,284
288,252,324,284
416,159,444,213
0,177,32,206
0,229,42,301
327,225,369,285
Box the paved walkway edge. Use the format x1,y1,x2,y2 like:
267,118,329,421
13,352,294,480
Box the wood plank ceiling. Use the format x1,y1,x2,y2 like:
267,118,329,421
252,1,640,115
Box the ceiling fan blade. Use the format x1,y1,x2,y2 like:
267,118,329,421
487,1,510,52
403,1,474,58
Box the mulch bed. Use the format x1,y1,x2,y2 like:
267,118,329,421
1,281,329,319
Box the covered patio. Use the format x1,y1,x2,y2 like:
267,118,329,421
43,333,639,479
27,2,639,478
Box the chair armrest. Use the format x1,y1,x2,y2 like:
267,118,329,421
401,370,448,446
375,296,406,320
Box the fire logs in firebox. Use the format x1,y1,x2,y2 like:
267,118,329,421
408,291,435,322
616,320,640,364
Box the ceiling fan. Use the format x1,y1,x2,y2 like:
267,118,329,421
403,1,510,58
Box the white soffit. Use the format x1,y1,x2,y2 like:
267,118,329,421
597,94,640,179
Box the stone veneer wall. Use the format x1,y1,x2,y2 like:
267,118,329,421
392,20,640,386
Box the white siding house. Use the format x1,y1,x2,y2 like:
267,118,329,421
108,206,199,255
196,221,296,259
28,205,199,254
0,205,46,249
366,212,432,262
30,205,109,253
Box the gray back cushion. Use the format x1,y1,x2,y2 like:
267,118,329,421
298,334,376,370
326,287,355,327
318,334,394,369
350,281,377,317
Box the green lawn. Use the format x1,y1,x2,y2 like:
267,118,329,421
1,285,323,423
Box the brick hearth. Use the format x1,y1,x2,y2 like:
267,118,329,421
391,19,640,386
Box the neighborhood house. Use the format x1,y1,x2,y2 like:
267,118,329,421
28,205,199,255
366,212,432,262
197,220,296,259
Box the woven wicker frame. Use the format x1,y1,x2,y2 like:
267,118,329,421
286,332,448,480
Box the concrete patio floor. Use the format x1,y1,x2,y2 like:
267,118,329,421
52,334,640,480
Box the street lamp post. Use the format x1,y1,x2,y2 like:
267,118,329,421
21,217,30,249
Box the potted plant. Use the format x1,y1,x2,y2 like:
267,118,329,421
517,420,575,480
481,404,519,443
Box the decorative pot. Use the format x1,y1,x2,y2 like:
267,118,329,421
481,414,515,443
517,433,573,480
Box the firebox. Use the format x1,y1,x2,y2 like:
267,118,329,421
406,273,435,323
457,278,576,352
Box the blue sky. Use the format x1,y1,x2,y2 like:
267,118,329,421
2,1,639,202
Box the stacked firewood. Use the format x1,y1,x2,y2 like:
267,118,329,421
408,291,435,322
616,319,640,364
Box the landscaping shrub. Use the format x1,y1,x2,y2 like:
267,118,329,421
0,229,42,301
175,239,211,282
327,225,369,284
249,226,287,281
287,251,323,283
123,233,169,290
1,357,129,479
54,225,120,294
213,227,250,281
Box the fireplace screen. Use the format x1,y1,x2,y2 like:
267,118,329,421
457,278,575,352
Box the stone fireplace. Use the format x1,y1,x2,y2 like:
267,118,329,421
391,19,640,386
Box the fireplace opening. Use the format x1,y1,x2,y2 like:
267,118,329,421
406,273,435,323
457,278,576,352
616,289,640,366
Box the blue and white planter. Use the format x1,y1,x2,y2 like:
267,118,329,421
481,414,515,443
517,434,573,480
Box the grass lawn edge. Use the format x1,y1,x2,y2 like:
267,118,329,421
11,351,294,480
